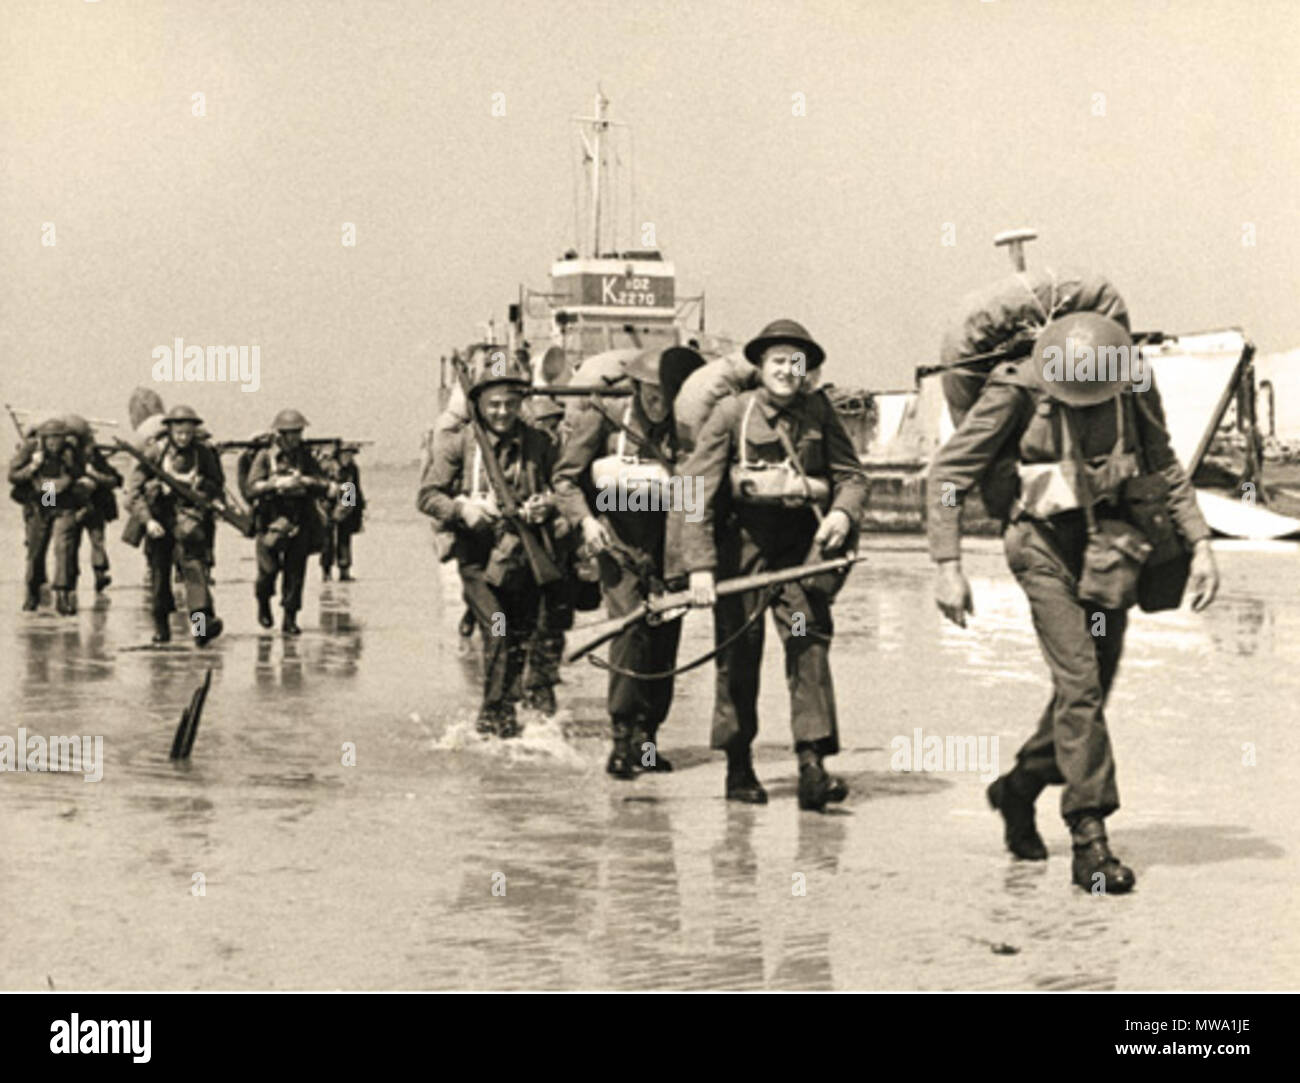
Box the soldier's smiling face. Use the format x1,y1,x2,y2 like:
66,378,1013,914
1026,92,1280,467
41,434,64,455
170,421,196,448
759,344,808,402
279,428,303,449
479,387,524,434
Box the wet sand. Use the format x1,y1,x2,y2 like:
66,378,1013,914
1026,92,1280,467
1,466,1297,990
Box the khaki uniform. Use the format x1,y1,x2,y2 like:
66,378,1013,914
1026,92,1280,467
417,420,561,725
247,441,330,617
8,438,84,597
126,439,223,621
554,398,682,746
927,363,1209,823
677,387,869,755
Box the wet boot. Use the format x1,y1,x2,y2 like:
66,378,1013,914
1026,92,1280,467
475,706,499,737
796,745,847,812
525,685,558,717
987,771,1048,860
257,596,274,628
633,729,672,773
606,726,636,779
282,610,302,636
192,610,224,648
496,706,521,740
339,567,353,581
55,589,77,616
152,611,171,645
458,608,476,639
725,746,767,804
1070,816,1135,894
322,566,332,582
94,569,112,593
22,585,40,611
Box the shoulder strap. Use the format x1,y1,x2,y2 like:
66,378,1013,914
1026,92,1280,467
738,395,759,468
1061,407,1098,536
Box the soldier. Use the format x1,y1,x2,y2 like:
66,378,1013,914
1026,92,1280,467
8,417,86,614
928,313,1219,894
553,346,705,775
126,405,225,645
417,359,562,738
320,444,366,582
677,320,867,810
63,414,123,594
246,409,336,635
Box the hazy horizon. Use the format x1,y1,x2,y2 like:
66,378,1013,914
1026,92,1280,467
4,0,1298,461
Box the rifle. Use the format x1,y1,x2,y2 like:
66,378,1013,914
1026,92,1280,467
4,402,25,439
216,436,371,453
112,437,254,537
914,331,1166,382
524,385,632,398
564,554,864,662
452,358,562,586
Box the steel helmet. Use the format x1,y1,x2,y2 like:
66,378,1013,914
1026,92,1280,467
526,395,566,422
162,404,204,425
468,347,530,401
1030,313,1135,407
743,319,826,370
62,413,92,439
37,417,68,437
271,408,310,432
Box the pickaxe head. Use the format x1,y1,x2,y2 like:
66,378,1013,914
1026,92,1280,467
993,228,1037,272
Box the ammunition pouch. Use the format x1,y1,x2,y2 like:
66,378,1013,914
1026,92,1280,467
121,512,146,549
1077,518,1152,610
262,514,299,553
591,454,672,501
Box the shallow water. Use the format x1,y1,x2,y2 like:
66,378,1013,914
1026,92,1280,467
2,467,1297,990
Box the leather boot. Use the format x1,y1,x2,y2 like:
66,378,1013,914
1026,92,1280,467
606,728,636,779
339,568,353,582
193,611,224,648
798,761,848,812
725,748,767,804
152,612,171,645
524,685,558,717
1070,817,1135,894
282,611,302,636
458,608,476,638
94,570,112,592
257,597,273,628
987,772,1048,860
633,730,672,772
22,585,40,611
322,566,332,582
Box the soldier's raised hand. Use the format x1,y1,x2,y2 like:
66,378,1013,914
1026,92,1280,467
934,560,973,628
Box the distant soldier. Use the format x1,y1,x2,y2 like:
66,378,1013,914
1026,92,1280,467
320,444,366,582
417,358,562,738
929,313,1219,894
126,405,225,645
676,320,868,810
553,346,705,775
8,417,85,613
63,413,123,593
246,409,336,635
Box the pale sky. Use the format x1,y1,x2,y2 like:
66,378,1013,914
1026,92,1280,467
3,0,1297,461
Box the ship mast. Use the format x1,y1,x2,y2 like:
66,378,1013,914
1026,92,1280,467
573,88,626,258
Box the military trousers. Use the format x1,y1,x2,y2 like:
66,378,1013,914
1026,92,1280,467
459,562,539,718
256,532,311,613
145,531,213,619
1003,516,1128,823
24,507,78,591
321,519,358,572
522,578,573,700
597,548,683,739
711,509,839,755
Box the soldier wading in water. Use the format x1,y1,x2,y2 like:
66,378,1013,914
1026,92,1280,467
677,320,867,811
928,313,1219,893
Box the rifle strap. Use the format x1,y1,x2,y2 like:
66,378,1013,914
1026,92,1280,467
586,585,779,682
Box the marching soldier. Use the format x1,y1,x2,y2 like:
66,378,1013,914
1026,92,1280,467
8,417,86,614
320,443,366,582
928,312,1219,893
553,346,704,775
677,320,867,810
417,358,562,738
246,409,336,635
126,405,225,645
63,413,123,593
